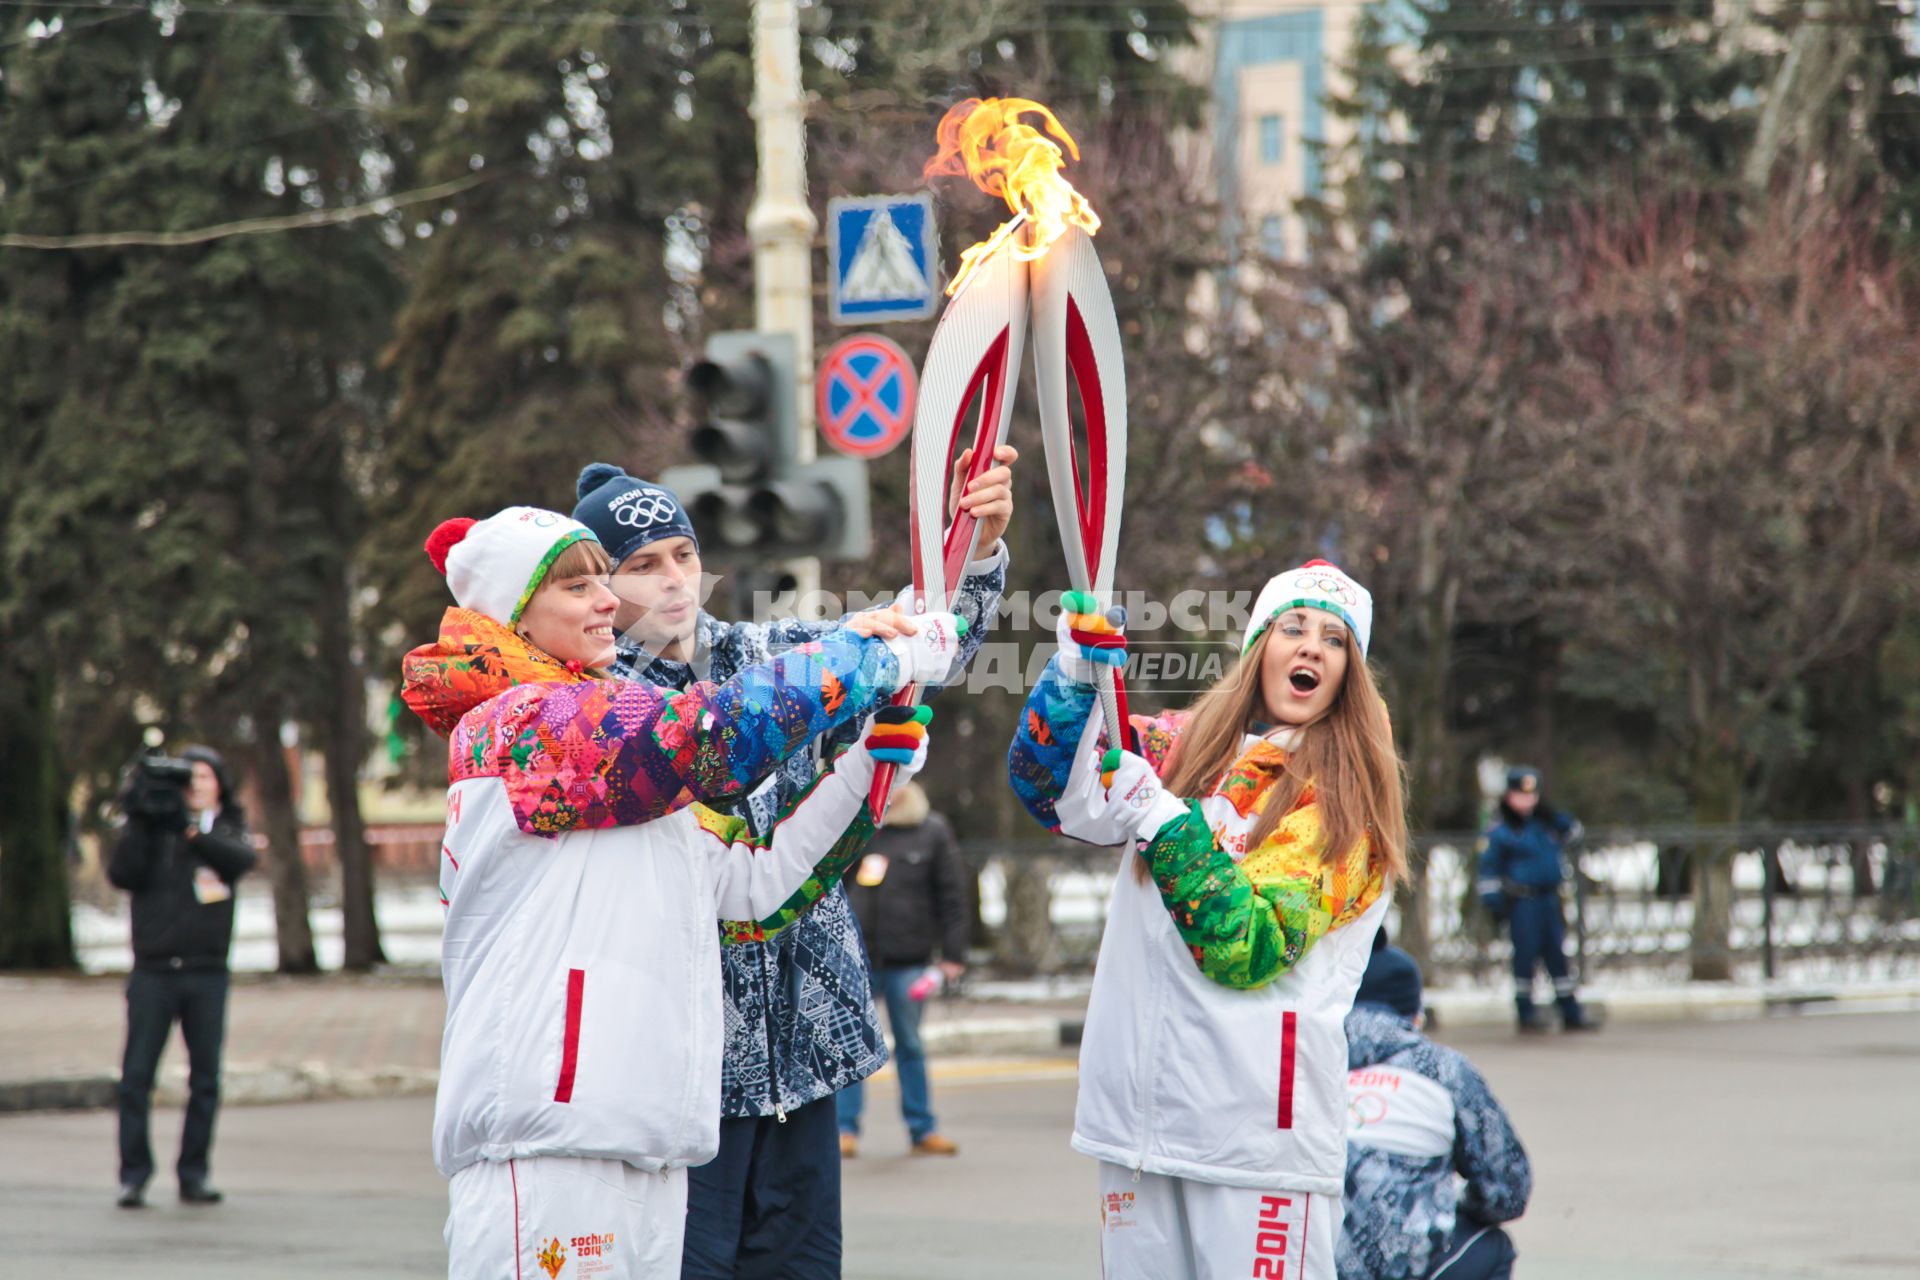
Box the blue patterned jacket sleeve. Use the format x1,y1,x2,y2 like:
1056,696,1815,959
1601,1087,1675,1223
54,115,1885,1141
1007,654,1102,833
605,628,899,821
710,615,873,777
751,539,1006,698
614,543,1005,706
1450,1054,1532,1225
679,627,903,790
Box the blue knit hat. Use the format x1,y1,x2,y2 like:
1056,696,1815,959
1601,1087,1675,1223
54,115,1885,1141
1355,943,1424,1021
571,463,699,567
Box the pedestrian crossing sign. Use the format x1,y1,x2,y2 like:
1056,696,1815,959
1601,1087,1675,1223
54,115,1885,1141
828,193,940,325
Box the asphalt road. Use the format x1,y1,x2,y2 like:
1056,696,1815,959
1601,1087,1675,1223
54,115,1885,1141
2,1011,1914,1279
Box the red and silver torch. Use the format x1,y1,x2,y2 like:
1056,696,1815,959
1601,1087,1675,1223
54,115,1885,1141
868,97,1129,817
1031,222,1130,744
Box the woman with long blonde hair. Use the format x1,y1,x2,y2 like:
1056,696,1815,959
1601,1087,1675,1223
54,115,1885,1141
1008,560,1407,1280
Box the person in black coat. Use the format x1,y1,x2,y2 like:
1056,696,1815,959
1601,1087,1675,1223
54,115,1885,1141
106,745,258,1208
836,781,970,1158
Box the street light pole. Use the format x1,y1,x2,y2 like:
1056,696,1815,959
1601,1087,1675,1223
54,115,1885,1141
748,0,820,606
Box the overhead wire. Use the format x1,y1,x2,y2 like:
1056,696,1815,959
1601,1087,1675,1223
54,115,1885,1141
0,169,496,248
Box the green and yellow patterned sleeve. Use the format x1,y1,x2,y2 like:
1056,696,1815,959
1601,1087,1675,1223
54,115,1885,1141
1140,802,1384,991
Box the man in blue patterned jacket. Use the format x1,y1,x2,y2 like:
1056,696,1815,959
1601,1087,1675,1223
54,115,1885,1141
572,450,1014,1280
1339,938,1532,1280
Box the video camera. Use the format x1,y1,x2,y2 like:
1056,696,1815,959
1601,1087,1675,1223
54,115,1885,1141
122,746,195,822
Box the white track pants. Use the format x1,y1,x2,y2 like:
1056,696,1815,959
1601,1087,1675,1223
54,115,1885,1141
445,1156,686,1280
1097,1162,1336,1280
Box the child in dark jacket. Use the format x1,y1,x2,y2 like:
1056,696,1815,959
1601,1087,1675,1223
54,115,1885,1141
1339,940,1531,1280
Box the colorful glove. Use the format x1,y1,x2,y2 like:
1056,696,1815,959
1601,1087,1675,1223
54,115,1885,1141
1056,589,1127,685
864,704,932,778
881,611,967,688
1055,739,1188,849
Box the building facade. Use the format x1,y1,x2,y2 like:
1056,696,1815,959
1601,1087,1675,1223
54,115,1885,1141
1193,1,1366,262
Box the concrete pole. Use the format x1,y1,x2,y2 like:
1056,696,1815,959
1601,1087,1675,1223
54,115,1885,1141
748,0,820,606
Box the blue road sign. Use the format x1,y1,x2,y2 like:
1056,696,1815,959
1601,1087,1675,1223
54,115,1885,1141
829,193,940,324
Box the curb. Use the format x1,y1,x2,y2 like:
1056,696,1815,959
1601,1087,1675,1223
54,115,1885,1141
919,1015,1080,1057
1426,979,1920,1028
0,1024,1080,1115
0,1063,440,1116
216,1062,441,1107
0,1075,119,1114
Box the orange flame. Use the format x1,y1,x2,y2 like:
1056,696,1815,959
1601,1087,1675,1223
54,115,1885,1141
924,97,1101,297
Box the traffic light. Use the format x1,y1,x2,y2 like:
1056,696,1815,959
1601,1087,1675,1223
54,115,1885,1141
661,332,871,563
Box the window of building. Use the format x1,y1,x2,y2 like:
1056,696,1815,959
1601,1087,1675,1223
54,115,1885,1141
1259,114,1284,165
1261,215,1286,258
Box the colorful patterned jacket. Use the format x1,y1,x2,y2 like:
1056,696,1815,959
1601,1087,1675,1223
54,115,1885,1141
615,541,1006,1119
400,609,906,1175
1009,654,1390,1192
1337,1004,1531,1280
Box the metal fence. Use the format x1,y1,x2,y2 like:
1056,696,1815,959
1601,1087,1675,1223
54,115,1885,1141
287,819,1920,985
967,824,1920,985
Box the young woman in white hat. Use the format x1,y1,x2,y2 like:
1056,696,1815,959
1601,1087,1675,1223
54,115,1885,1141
1009,560,1408,1280
399,507,959,1278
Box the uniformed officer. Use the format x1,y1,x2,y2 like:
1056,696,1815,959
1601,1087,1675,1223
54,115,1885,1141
1477,767,1597,1033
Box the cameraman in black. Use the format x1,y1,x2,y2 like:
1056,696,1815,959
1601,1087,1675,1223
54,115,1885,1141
107,745,257,1208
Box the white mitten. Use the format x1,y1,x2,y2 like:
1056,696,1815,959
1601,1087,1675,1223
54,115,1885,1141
883,611,965,687
1055,730,1188,849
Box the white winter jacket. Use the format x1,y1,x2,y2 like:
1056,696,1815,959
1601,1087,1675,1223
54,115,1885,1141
1008,657,1392,1194
432,745,888,1177
1072,847,1388,1193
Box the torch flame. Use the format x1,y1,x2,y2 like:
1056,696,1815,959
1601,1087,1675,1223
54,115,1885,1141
924,97,1101,297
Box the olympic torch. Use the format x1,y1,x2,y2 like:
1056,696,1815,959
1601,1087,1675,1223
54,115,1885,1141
1031,221,1131,744
864,213,1027,821
866,97,1131,818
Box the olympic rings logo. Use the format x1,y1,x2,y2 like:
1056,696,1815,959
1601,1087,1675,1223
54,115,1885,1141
1348,1092,1390,1128
613,494,682,529
1293,572,1358,605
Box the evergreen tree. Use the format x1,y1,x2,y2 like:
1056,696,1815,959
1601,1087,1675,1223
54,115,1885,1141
1335,0,1758,219
367,0,758,664
1,2,396,972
